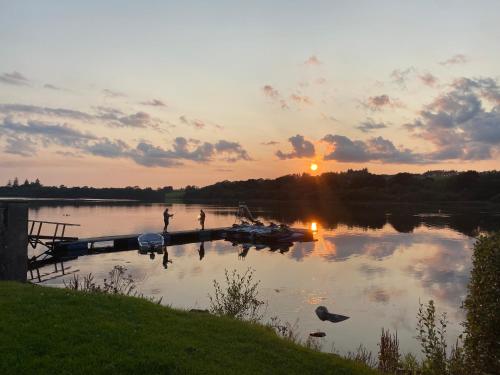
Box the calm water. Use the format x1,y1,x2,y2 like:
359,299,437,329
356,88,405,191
29,202,500,356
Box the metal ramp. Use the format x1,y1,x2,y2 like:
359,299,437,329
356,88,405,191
27,220,80,282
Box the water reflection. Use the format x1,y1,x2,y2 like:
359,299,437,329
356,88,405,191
27,201,498,357
198,242,205,261
162,249,172,269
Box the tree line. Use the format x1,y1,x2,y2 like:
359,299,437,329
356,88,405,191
1,178,174,202
184,169,500,203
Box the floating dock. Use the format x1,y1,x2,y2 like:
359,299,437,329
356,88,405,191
54,227,230,256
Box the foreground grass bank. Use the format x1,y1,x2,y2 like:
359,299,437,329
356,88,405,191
0,282,374,375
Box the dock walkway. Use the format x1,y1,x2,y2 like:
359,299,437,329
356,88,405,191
55,227,230,255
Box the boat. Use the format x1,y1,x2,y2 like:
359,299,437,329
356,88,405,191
225,222,313,244
137,233,164,253
223,203,315,245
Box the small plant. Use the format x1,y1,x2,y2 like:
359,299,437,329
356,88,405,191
447,339,466,375
400,352,420,374
64,265,161,304
345,344,376,368
102,265,136,296
416,300,448,374
208,268,266,322
267,316,301,344
378,328,400,373
304,336,323,351
64,273,100,292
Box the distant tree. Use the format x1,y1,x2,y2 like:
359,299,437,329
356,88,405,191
33,178,42,187
12,177,19,187
23,179,30,186
6,180,12,187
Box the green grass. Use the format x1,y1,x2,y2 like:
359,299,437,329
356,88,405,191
0,282,375,375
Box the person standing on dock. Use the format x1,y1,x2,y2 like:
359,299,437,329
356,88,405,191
199,209,206,230
163,208,174,232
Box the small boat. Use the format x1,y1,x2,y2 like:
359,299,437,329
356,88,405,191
138,233,164,253
225,223,313,244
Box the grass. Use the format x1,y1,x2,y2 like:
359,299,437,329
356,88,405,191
0,282,375,375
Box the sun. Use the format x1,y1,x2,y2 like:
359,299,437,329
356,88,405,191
310,163,318,171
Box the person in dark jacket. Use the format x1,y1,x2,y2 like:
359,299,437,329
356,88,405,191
199,209,206,230
163,208,174,231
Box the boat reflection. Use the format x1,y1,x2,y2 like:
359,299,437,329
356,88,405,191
228,239,293,259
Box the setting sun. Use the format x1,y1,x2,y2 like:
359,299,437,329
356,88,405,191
310,163,318,172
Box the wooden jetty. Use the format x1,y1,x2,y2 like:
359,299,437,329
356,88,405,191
54,227,230,255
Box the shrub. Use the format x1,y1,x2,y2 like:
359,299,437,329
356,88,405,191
208,268,266,322
64,265,161,303
400,353,420,374
416,300,447,374
463,233,500,374
345,344,376,368
267,316,301,344
378,328,400,373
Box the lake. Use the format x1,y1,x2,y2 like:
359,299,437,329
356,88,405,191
28,201,500,357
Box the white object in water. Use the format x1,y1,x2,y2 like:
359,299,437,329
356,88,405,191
138,233,164,253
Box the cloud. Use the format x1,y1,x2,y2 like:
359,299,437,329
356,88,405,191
419,73,438,87
276,134,315,159
215,140,252,162
4,136,37,156
321,113,339,122
452,77,500,105
362,94,402,111
363,286,404,304
0,103,93,121
262,85,280,98
0,103,170,132
141,99,167,107
43,83,63,91
179,115,205,129
179,115,223,130
358,264,387,278
84,139,130,158
214,168,233,172
404,76,500,160
439,54,468,66
0,118,251,167
112,112,154,128
0,71,30,86
102,89,126,98
363,287,390,304
129,137,251,167
357,118,387,133
322,134,420,163
2,118,97,148
261,141,279,146
262,85,289,109
304,55,321,66
290,94,313,106
129,142,184,167
94,106,124,117
262,85,314,110
390,67,415,88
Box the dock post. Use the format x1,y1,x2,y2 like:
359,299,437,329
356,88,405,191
0,202,28,282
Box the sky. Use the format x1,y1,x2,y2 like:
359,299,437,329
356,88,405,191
0,0,499,188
